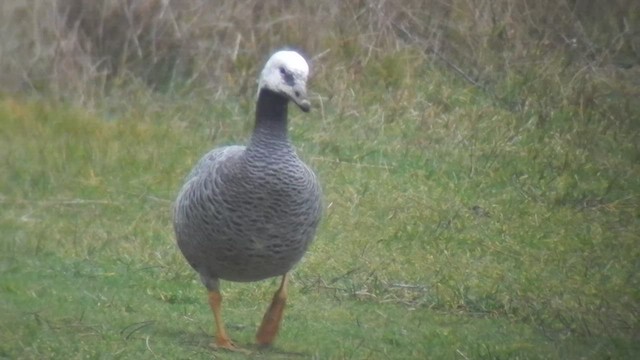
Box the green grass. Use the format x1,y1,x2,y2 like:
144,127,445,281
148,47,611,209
1,63,639,359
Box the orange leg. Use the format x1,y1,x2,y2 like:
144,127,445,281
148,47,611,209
207,290,238,351
256,273,290,346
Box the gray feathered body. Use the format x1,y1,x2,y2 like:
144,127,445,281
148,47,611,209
173,90,322,284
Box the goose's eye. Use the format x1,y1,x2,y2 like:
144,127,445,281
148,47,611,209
280,66,295,86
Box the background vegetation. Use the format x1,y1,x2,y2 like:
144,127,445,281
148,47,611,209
1,0,639,358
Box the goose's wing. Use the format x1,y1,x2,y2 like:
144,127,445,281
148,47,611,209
183,145,246,183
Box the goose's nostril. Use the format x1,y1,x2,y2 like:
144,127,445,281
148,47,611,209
294,91,300,97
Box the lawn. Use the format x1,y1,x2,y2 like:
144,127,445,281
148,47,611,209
1,64,638,359
1,0,639,358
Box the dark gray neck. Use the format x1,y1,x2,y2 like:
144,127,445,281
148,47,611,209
253,88,289,140
245,88,294,161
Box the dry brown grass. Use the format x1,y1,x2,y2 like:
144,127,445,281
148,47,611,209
0,0,638,109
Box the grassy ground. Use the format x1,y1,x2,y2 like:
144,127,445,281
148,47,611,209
1,57,639,359
1,0,640,358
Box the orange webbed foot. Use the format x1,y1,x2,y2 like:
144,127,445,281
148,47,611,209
256,274,289,347
212,336,251,354
208,290,251,354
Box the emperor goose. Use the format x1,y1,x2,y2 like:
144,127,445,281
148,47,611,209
173,50,322,350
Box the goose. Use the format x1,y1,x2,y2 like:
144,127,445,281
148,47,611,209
173,50,322,350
